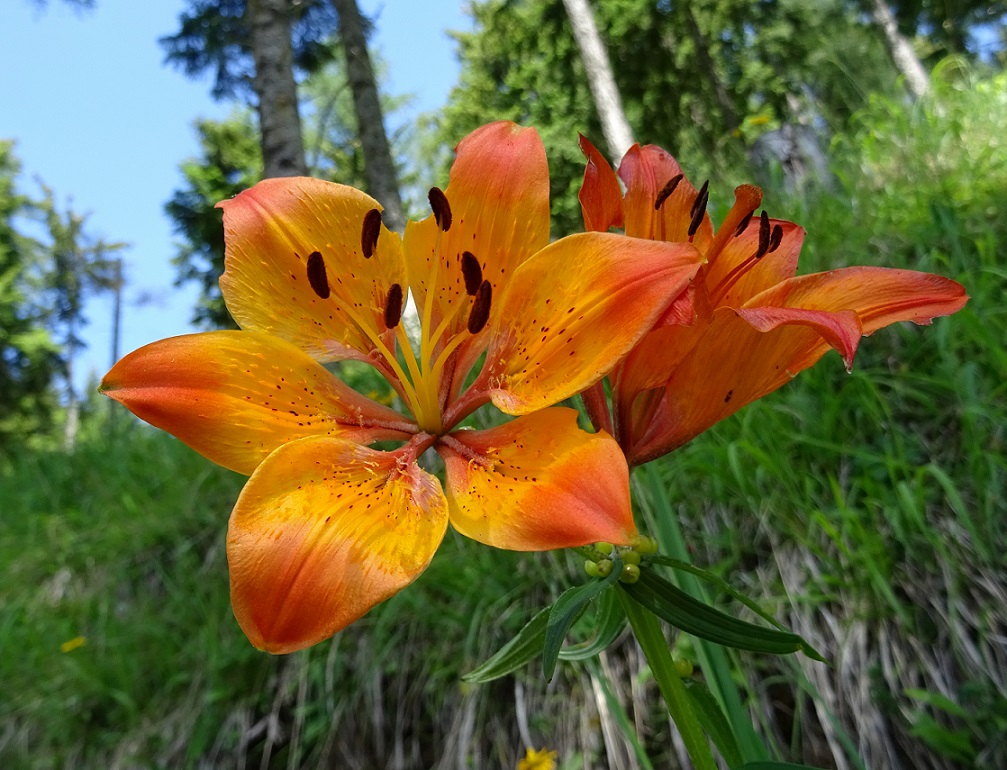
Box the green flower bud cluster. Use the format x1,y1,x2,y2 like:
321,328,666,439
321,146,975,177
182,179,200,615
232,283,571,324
582,536,660,583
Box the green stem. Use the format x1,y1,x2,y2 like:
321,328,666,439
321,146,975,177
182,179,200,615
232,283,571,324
619,589,717,770
638,464,770,761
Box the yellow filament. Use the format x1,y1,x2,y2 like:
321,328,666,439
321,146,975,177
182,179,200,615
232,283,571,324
335,297,423,419
394,324,440,430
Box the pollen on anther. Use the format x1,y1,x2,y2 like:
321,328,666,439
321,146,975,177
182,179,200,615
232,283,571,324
361,209,382,258
768,223,784,253
461,251,482,295
654,174,684,210
756,210,771,258
734,210,754,236
384,283,404,328
467,280,492,334
306,251,330,298
688,187,709,239
429,187,452,231
690,180,710,217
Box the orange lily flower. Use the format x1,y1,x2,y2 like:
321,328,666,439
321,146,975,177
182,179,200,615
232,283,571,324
101,122,703,653
578,137,968,466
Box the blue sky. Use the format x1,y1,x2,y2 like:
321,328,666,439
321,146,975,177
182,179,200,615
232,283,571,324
0,0,470,393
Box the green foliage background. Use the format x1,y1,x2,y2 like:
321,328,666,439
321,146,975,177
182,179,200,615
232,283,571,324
2,1,1006,768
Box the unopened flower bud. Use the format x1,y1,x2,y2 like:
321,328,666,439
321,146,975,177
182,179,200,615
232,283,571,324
619,564,640,583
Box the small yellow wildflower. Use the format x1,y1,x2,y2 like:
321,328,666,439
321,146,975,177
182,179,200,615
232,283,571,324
60,636,86,653
518,746,558,770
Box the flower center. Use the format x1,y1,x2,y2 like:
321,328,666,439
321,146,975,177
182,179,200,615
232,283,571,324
368,188,493,435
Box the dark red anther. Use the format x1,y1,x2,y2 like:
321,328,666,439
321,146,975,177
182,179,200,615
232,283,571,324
428,187,452,231
654,174,684,210
756,210,771,258
768,223,784,253
384,283,403,328
467,280,492,334
733,210,754,236
687,186,709,238
361,209,382,258
461,251,482,296
306,251,330,299
690,180,710,217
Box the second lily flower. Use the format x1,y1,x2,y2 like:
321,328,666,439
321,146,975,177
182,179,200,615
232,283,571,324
578,137,968,465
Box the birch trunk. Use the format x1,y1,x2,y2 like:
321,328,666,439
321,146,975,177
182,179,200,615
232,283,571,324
246,0,307,177
562,0,635,162
871,0,930,99
331,0,406,233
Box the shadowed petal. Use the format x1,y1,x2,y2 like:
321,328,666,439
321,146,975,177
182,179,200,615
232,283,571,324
101,332,415,475
438,408,635,550
618,145,714,249
481,233,702,414
705,219,804,307
228,437,448,654
218,177,405,363
578,134,624,232
630,268,968,463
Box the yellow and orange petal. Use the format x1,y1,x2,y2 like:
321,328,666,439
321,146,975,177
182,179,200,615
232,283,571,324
217,177,405,364
100,331,414,475
227,436,448,654
480,232,703,415
438,408,636,551
402,121,551,346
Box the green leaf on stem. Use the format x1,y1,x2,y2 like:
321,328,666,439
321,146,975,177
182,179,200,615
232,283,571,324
543,558,623,680
557,588,626,661
646,554,791,632
462,605,550,683
622,569,826,661
684,680,744,768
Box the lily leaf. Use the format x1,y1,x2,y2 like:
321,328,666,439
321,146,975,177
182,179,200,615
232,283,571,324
543,559,623,680
684,679,744,769
646,554,790,632
462,605,550,683
559,588,626,661
621,570,826,661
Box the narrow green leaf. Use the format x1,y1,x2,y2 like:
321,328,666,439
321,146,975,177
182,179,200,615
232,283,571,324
543,561,622,680
647,554,790,632
739,762,829,770
684,680,744,769
623,570,826,661
559,588,626,661
462,606,550,683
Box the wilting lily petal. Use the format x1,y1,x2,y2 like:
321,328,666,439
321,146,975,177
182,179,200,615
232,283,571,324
218,177,405,364
100,331,415,475
439,408,635,550
228,436,448,654
480,232,703,414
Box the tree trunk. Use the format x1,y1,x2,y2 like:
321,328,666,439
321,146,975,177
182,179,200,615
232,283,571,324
246,0,307,177
870,0,930,99
331,0,405,232
561,0,635,162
